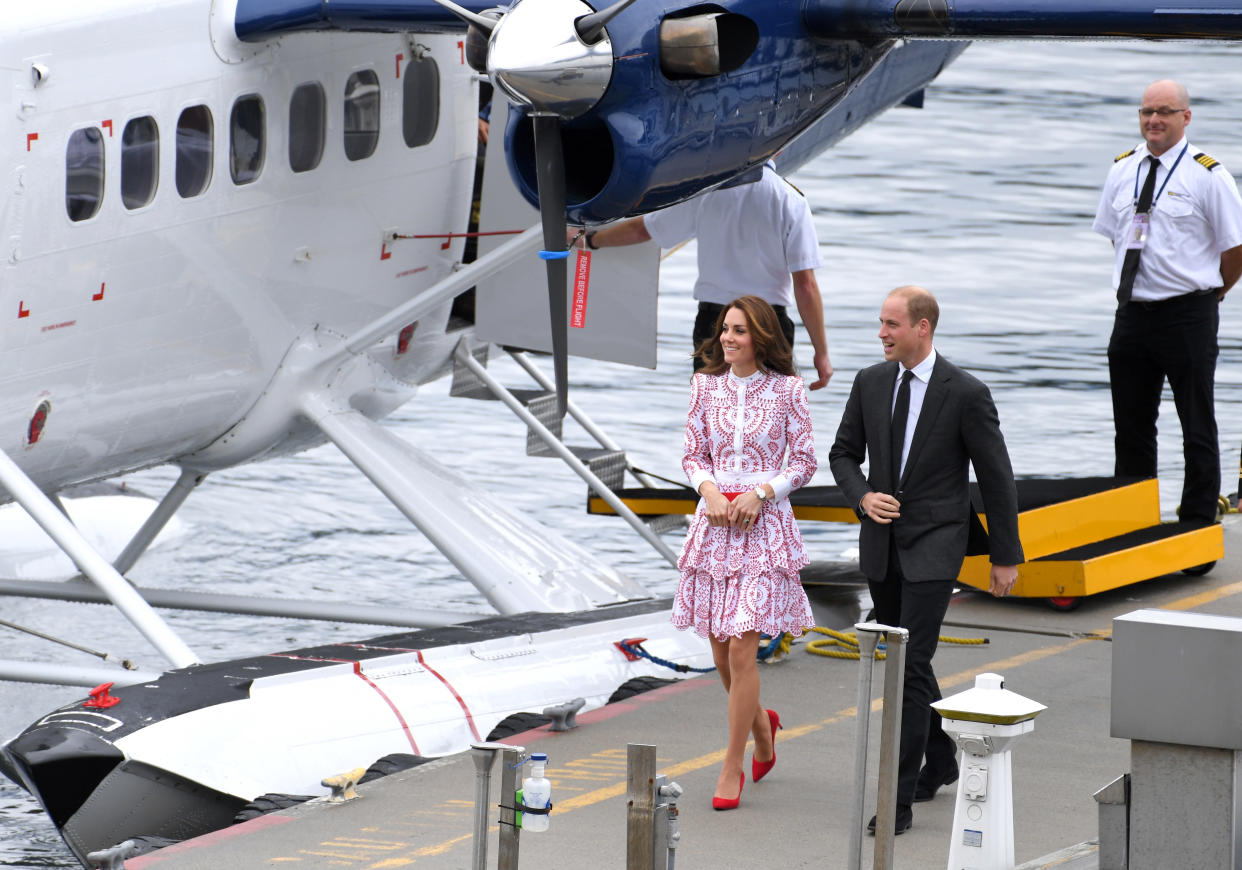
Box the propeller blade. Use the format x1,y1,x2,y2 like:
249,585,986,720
575,0,639,44
428,0,498,33
531,114,570,418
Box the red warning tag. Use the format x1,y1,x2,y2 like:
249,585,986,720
571,250,591,329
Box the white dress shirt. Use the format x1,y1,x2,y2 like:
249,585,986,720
1093,137,1242,301
643,163,822,307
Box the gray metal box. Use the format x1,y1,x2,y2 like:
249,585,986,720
1112,608,1242,749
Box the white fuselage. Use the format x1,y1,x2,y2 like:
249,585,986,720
0,0,479,496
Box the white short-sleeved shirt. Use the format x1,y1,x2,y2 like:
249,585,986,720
643,163,822,307
1093,137,1242,301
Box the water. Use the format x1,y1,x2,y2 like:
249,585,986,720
6,39,1242,865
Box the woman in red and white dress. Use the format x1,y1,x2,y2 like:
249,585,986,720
672,295,816,811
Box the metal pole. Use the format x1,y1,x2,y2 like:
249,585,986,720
112,468,204,575
627,743,657,870
0,448,198,668
0,577,480,628
0,660,162,687
470,742,507,870
457,347,679,566
506,350,659,488
659,779,683,870
873,626,908,870
847,625,882,870
497,746,523,870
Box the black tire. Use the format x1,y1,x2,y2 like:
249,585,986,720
1183,561,1216,577
485,711,553,741
360,753,433,784
233,792,315,824
607,676,677,704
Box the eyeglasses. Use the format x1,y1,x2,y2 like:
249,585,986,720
1138,107,1188,118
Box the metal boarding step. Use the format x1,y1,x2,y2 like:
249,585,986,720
960,517,1223,603
589,474,1226,606
448,341,678,565
449,343,628,489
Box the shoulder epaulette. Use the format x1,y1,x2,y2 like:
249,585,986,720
1194,152,1220,171
780,175,805,197
1114,148,1136,163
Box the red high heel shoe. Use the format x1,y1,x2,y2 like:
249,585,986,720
711,772,744,811
752,709,782,782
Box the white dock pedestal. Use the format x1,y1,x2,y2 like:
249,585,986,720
933,673,1045,870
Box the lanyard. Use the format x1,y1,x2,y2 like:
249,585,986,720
1133,143,1188,209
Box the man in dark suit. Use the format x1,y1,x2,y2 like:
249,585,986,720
829,285,1023,834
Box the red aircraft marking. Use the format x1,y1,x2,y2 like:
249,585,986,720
267,653,421,753
380,242,392,261
92,282,105,302
395,52,404,78
18,301,29,318
102,120,113,136
25,133,36,151
415,650,482,741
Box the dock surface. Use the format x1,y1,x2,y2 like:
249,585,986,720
128,517,1242,870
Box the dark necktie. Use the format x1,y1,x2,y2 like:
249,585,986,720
891,369,914,489
1117,155,1160,304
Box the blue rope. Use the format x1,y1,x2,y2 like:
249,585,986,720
756,633,787,661
538,249,570,260
619,641,716,673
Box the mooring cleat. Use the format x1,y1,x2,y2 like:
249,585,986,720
321,767,366,802
86,840,139,870
542,697,585,732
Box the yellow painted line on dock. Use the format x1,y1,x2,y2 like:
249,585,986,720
276,575,1242,865
551,634,1099,816
1161,577,1242,612
366,833,474,868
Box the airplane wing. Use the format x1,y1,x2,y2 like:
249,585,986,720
230,0,496,39
804,0,1242,40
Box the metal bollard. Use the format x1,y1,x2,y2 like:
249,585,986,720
321,766,366,802
497,746,524,870
846,621,909,870
470,741,514,870
542,697,586,732
627,744,657,870
86,841,139,870
626,743,683,870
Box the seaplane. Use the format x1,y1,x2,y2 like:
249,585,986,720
2,0,1241,864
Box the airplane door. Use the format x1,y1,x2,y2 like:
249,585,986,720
474,98,659,369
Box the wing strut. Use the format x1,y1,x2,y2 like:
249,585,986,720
0,449,199,669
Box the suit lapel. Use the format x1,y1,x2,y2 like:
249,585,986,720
898,355,950,488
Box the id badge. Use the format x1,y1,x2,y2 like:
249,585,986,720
1126,212,1149,250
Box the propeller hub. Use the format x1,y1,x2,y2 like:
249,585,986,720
487,0,615,119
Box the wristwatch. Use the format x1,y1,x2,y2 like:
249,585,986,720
753,486,769,502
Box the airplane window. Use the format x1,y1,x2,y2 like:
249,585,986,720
231,94,266,185
344,70,380,161
121,116,159,209
66,127,104,222
402,56,439,148
289,82,325,173
176,105,213,198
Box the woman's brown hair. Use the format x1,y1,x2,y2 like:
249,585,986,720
694,295,796,377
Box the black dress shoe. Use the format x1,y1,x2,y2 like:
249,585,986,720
914,765,959,802
866,804,913,836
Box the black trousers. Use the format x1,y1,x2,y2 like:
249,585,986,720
1108,291,1220,523
692,301,795,370
867,548,957,809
